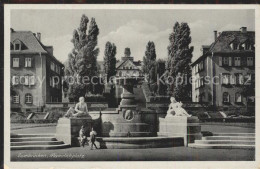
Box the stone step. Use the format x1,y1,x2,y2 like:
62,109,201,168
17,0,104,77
194,140,255,145
11,137,57,142
11,133,55,138
11,144,70,150
202,136,255,141
213,133,255,136
189,143,255,149
102,132,154,137
97,136,184,149
11,141,64,146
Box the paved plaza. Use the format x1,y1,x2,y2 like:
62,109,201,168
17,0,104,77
10,124,255,161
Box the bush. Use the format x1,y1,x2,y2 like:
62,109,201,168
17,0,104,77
11,111,31,120
44,107,67,120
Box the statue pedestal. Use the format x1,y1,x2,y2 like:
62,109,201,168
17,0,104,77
55,117,93,146
158,116,202,146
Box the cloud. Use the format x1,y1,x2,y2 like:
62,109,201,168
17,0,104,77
98,20,171,61
40,20,243,64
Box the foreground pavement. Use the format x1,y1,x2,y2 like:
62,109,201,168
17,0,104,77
11,146,255,161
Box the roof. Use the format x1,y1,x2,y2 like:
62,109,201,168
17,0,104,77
11,31,47,54
208,31,254,53
116,60,126,69
191,30,255,66
11,30,63,66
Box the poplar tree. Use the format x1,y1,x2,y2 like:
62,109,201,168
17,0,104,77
64,14,100,102
103,41,117,82
142,41,157,84
167,22,193,101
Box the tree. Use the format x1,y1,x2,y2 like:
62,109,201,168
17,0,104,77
64,14,100,102
157,59,167,95
103,41,117,82
142,41,157,84
167,22,193,101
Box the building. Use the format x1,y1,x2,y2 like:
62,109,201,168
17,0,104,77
115,48,142,77
191,27,255,113
11,29,64,112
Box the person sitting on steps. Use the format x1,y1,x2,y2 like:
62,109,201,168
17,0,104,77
79,125,89,147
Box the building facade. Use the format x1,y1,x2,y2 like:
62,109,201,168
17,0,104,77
115,48,142,77
191,27,255,113
11,29,64,112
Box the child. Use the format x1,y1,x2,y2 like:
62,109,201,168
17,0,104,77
89,128,98,150
79,125,88,147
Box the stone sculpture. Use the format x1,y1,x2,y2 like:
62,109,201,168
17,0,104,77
166,97,192,118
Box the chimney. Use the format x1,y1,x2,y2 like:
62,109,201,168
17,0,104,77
36,32,41,42
214,31,217,41
124,48,131,57
240,27,247,33
46,46,53,56
10,28,14,33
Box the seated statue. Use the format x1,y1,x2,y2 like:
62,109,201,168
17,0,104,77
64,97,90,118
166,97,191,118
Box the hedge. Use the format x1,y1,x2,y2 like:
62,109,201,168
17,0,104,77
11,119,58,123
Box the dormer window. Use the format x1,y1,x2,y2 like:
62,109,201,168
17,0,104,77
239,43,245,50
230,43,238,50
13,40,22,51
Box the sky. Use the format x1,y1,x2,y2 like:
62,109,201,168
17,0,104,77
11,9,255,63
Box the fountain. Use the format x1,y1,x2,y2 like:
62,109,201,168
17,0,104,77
55,76,201,148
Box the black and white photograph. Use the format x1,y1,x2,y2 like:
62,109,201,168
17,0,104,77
4,5,258,166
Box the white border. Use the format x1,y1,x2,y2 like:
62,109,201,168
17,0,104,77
4,4,260,169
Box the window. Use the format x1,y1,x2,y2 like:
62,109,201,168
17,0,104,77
230,43,238,50
55,65,59,74
25,58,32,67
195,64,198,73
50,77,53,87
223,57,229,66
25,93,33,104
247,57,253,66
12,58,19,67
223,92,230,103
247,96,255,103
245,43,250,50
19,75,35,86
222,73,230,85
234,57,241,66
12,76,19,85
29,76,35,86
14,42,21,51
51,62,55,71
198,61,204,71
13,95,19,104
244,74,252,85
235,73,243,85
235,93,242,103
57,66,60,74
200,78,204,87
219,57,222,66
240,43,245,50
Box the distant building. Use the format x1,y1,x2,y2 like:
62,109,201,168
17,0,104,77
191,27,255,113
11,29,64,112
115,48,143,77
